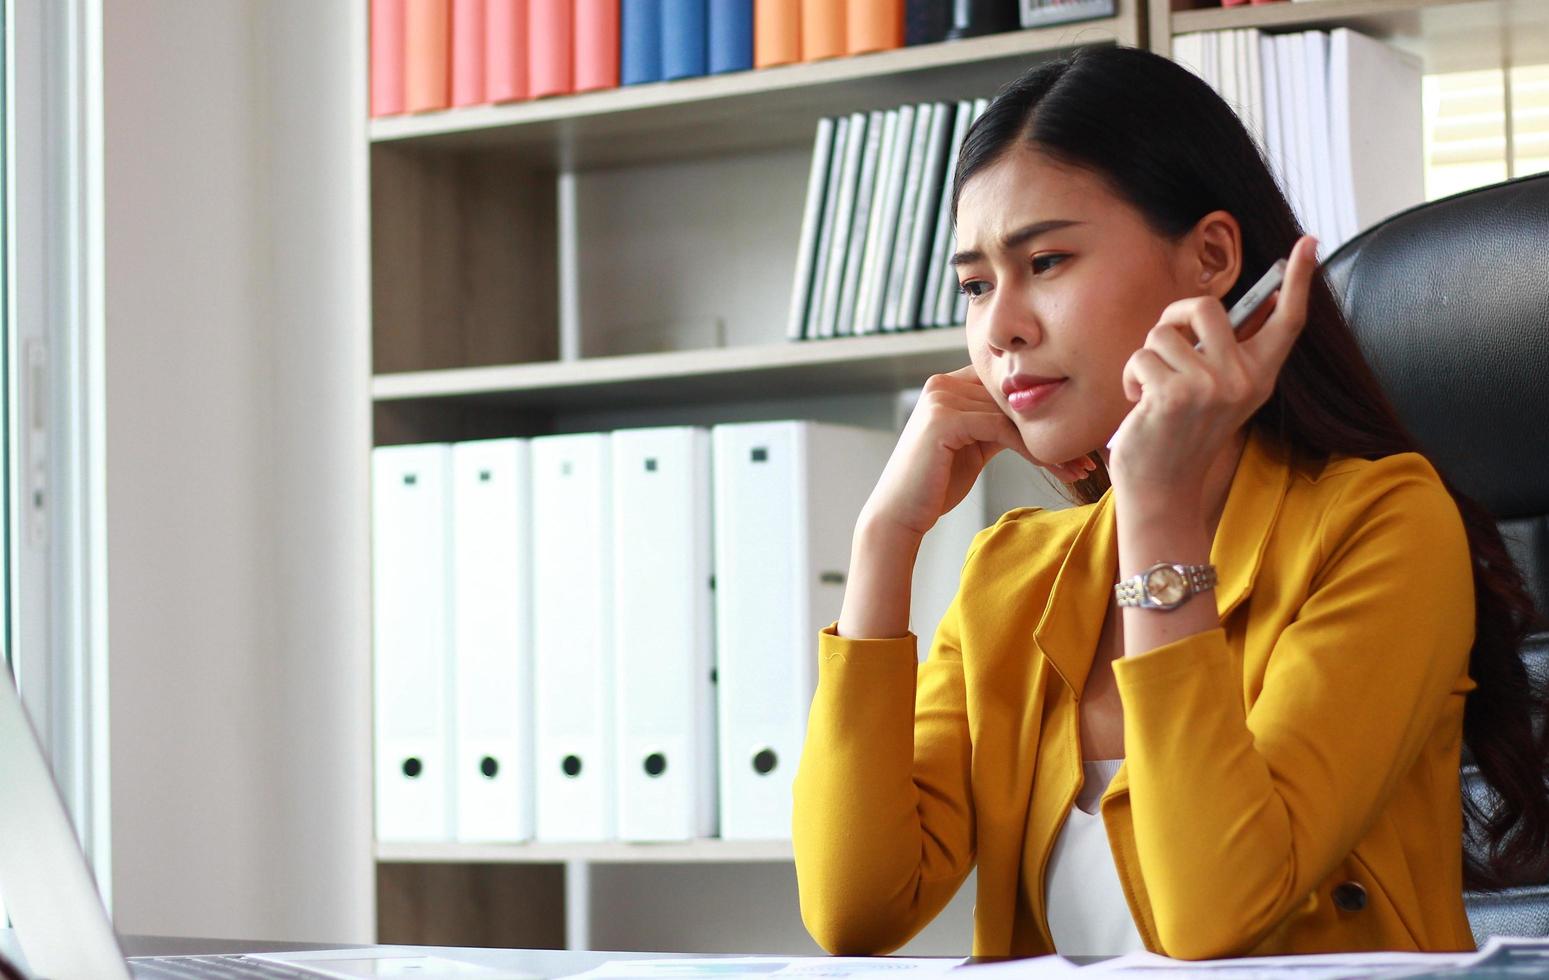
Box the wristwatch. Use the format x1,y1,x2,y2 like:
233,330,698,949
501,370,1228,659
1114,562,1218,611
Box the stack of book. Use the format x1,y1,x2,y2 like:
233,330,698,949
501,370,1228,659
1174,27,1424,253
786,99,989,342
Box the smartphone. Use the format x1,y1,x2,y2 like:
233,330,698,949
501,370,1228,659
1191,258,1288,352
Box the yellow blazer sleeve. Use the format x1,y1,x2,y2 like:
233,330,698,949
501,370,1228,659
1111,455,1476,960
792,564,978,954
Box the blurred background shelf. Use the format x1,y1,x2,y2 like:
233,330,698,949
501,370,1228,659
376,839,795,865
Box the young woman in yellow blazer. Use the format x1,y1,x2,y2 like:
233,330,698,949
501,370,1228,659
792,46,1548,961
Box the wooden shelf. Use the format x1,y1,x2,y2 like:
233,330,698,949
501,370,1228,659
368,7,1141,167
1164,0,1549,73
376,839,795,865
371,329,970,411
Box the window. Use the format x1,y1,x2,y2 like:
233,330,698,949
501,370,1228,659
1424,63,1549,200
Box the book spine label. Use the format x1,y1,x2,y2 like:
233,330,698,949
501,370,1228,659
800,0,844,61
405,0,452,112
622,0,664,84
754,0,800,68
371,0,407,116
452,0,487,106
530,0,576,97
576,0,621,91
708,0,754,74
662,0,709,80
487,0,531,102
847,0,902,56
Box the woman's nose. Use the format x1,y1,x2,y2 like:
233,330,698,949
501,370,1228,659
981,295,1041,354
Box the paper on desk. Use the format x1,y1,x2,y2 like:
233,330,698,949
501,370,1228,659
559,956,967,980
1072,949,1471,978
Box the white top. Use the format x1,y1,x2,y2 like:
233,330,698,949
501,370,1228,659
1043,758,1147,956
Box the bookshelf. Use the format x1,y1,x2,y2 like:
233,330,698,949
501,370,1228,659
360,0,1545,955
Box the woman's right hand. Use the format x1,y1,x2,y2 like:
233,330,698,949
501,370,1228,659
861,366,1096,541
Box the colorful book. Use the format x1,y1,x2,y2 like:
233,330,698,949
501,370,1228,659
576,0,621,91
801,0,844,61
622,0,663,84
530,0,575,98
371,0,407,117
405,0,452,112
709,0,754,74
452,0,487,106
847,0,902,56
486,0,530,102
754,0,800,68
663,0,709,80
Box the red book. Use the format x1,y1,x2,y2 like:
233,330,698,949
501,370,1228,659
486,0,530,102
800,0,843,60
755,0,800,68
371,0,407,116
575,0,620,93
405,0,452,112
530,0,575,98
452,0,487,106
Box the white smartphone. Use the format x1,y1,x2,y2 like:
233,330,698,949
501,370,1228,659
1192,258,1288,352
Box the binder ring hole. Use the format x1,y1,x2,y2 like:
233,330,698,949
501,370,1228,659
561,754,583,778
401,757,423,779
480,756,500,779
752,748,778,775
644,753,667,777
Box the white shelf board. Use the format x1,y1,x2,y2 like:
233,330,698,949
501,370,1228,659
376,839,795,865
371,329,971,410
368,11,1140,167
1170,0,1548,74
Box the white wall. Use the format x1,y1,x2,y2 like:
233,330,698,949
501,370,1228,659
103,0,373,942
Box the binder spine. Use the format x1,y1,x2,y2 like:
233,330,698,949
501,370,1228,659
575,0,622,91
799,0,844,61
370,0,407,117
662,0,709,80
405,0,452,112
529,0,576,97
621,0,664,84
708,0,754,74
486,0,531,102
846,0,903,56
753,0,800,68
452,0,488,106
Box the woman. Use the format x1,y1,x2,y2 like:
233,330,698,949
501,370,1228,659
791,46,1547,961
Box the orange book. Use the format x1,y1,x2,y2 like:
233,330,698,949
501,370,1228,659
846,0,901,56
529,0,574,98
754,0,800,68
405,0,452,112
452,0,486,106
486,0,530,103
800,0,843,61
574,0,620,93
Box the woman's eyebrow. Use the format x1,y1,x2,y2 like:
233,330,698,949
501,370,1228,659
950,218,1085,267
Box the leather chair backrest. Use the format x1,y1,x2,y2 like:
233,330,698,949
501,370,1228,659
1322,172,1549,944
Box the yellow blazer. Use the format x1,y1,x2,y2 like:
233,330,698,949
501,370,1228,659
792,428,1478,960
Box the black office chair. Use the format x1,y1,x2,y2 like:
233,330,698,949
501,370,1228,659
1323,171,1549,943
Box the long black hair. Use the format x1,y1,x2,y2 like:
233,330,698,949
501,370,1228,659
949,45,1547,891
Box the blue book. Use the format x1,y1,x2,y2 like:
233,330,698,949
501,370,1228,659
622,0,663,85
707,0,752,75
662,0,708,81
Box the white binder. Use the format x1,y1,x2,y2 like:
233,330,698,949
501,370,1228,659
372,443,455,842
531,433,615,842
611,427,717,841
711,421,895,840
451,438,535,843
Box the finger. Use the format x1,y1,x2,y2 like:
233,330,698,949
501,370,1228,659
1244,235,1317,372
951,408,1036,464
1147,319,1209,375
931,366,1003,404
1123,347,1177,403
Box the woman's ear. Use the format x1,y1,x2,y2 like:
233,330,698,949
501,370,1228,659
1186,210,1242,301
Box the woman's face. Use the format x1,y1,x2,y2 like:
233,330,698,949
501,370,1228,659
954,145,1212,466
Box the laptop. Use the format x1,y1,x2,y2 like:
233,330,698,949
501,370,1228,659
0,665,536,980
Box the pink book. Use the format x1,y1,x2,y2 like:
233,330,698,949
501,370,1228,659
405,0,452,112
452,0,487,105
486,0,530,103
529,0,575,99
370,0,406,116
574,0,620,93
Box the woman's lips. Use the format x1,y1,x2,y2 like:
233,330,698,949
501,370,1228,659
1005,379,1065,414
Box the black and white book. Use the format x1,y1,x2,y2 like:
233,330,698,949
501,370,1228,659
814,111,869,339
786,116,837,341
854,104,915,336
919,100,970,331
882,103,941,331
934,98,988,327
895,101,953,332
834,109,887,337
803,114,851,341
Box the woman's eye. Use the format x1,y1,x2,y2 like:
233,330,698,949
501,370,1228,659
958,280,990,299
1032,253,1068,274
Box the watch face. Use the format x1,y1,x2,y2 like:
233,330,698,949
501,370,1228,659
1145,565,1188,606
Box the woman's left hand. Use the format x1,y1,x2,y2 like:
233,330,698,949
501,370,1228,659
1107,234,1319,494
